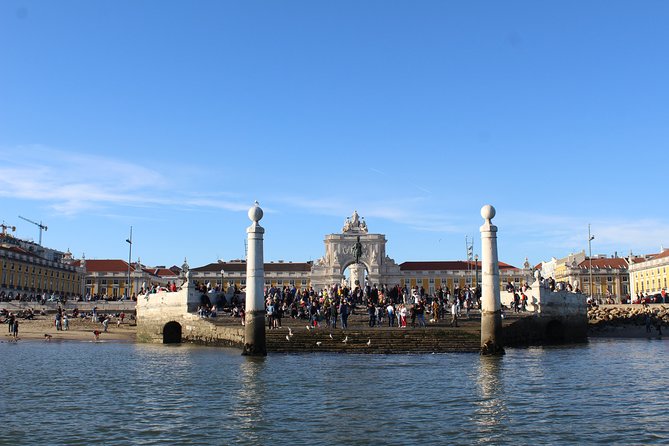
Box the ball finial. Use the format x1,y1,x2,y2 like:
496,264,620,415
481,204,496,221
248,201,263,223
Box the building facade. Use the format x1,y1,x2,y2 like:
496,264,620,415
0,235,82,300
399,260,531,295
546,251,630,301
191,260,313,291
74,259,179,300
628,249,669,299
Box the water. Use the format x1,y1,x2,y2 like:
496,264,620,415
2,339,668,445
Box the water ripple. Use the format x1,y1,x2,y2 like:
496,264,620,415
2,339,669,445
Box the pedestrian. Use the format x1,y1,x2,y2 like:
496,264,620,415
12,319,19,340
450,301,458,327
102,317,109,333
339,299,349,329
387,303,395,327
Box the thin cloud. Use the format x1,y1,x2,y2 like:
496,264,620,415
503,211,669,258
0,145,250,216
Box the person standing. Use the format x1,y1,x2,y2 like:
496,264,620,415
399,304,407,328
12,318,19,340
330,301,338,329
339,299,349,329
450,301,458,327
432,299,440,322
387,303,395,327
415,301,426,327
266,300,275,329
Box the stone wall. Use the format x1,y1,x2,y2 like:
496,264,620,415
501,278,588,346
136,281,244,347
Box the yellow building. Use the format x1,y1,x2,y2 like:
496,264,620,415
0,237,82,300
191,260,312,290
75,259,179,300
628,249,669,301
399,260,531,295
561,257,629,301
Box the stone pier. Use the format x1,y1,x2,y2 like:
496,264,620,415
480,205,504,355
242,202,267,356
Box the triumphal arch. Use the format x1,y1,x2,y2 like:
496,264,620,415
310,211,402,290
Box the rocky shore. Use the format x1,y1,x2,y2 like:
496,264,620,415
588,304,668,338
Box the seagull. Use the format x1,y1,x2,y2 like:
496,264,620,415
367,339,371,346
285,335,290,341
316,341,322,346
329,333,333,340
342,336,349,344
288,327,293,336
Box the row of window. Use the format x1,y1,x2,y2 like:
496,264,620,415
1,262,77,280
637,267,667,278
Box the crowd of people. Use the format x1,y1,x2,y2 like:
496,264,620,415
195,282,489,330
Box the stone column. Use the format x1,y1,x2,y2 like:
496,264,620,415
480,205,505,355
243,202,267,356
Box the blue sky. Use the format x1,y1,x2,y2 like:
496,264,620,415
1,0,668,269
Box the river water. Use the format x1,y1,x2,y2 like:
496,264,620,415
2,338,668,445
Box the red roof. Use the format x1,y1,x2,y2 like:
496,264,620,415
578,258,628,269
399,261,518,271
192,261,313,273
650,249,669,261
76,259,134,273
145,268,178,277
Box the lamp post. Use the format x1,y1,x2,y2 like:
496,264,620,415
588,224,594,300
221,269,225,292
125,226,133,300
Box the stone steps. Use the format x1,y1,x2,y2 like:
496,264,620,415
265,327,479,353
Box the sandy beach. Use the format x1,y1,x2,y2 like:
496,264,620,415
2,315,136,343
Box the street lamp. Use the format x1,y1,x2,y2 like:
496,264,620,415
126,226,133,300
588,224,594,300
221,269,225,293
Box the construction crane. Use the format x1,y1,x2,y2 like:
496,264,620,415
1,221,16,236
18,216,48,245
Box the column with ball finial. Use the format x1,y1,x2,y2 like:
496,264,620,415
243,201,267,356
480,204,505,355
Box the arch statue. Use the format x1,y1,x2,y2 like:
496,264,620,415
310,211,401,291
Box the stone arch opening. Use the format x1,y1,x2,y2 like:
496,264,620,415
545,319,565,343
163,321,182,344
342,261,370,290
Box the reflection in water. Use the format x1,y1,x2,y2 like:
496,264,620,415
3,340,669,445
234,356,267,444
473,356,508,443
